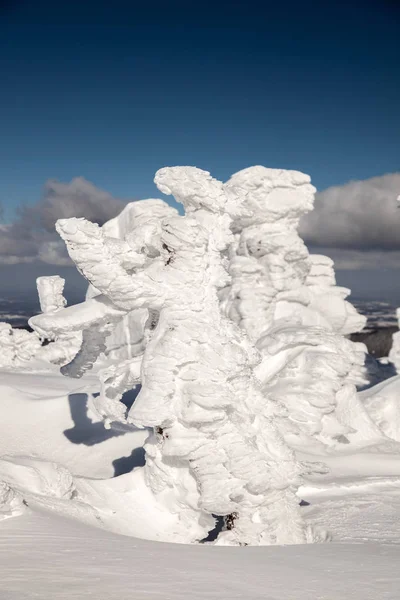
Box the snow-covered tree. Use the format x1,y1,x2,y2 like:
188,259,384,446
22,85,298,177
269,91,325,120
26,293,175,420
30,166,322,546
220,166,372,448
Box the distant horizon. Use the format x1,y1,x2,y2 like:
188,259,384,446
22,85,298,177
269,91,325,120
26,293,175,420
1,262,400,308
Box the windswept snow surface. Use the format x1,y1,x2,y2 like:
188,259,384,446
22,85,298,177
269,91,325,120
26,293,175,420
1,508,400,599
1,370,400,597
0,368,147,478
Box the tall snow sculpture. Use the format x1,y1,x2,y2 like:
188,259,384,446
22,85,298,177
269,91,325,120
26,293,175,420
305,254,366,335
221,167,371,447
0,276,82,370
30,166,320,546
34,275,82,366
222,166,366,337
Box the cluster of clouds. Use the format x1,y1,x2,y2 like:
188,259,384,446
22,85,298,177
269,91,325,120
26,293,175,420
1,172,400,271
0,177,126,266
300,172,400,269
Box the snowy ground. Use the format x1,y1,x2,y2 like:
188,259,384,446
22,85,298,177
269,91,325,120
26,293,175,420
2,369,400,599
1,506,400,599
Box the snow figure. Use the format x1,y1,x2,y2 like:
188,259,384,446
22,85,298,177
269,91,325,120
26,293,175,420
389,308,400,371
0,322,41,368
221,166,365,338
30,166,321,546
221,167,371,448
34,275,82,366
255,325,380,449
305,255,366,335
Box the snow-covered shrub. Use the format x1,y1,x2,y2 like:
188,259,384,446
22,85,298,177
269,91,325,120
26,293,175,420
30,166,323,546
0,322,41,368
34,275,82,366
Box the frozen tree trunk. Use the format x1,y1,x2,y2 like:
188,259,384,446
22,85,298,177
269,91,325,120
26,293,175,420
33,166,320,546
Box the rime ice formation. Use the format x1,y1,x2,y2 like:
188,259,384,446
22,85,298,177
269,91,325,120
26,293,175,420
256,325,381,448
0,322,41,368
388,308,400,371
220,167,314,342
36,275,67,314
0,276,81,370
305,255,366,335
222,166,366,338
34,275,82,366
86,200,179,362
221,167,370,447
30,166,321,547
0,481,25,521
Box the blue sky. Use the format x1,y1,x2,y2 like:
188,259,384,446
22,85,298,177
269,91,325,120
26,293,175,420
0,0,399,303
1,0,399,219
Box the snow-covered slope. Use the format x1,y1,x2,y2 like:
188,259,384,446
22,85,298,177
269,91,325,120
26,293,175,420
1,501,400,599
0,368,147,478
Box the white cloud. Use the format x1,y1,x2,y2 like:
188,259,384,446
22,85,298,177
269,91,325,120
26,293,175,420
31,177,126,232
0,177,129,265
307,247,400,271
37,241,71,266
300,173,400,251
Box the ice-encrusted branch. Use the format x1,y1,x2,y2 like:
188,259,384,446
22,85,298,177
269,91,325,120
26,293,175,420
55,218,161,311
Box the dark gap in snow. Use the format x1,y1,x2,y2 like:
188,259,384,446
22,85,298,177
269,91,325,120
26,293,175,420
120,385,141,411
113,447,146,477
299,499,310,507
200,515,225,543
64,393,126,446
